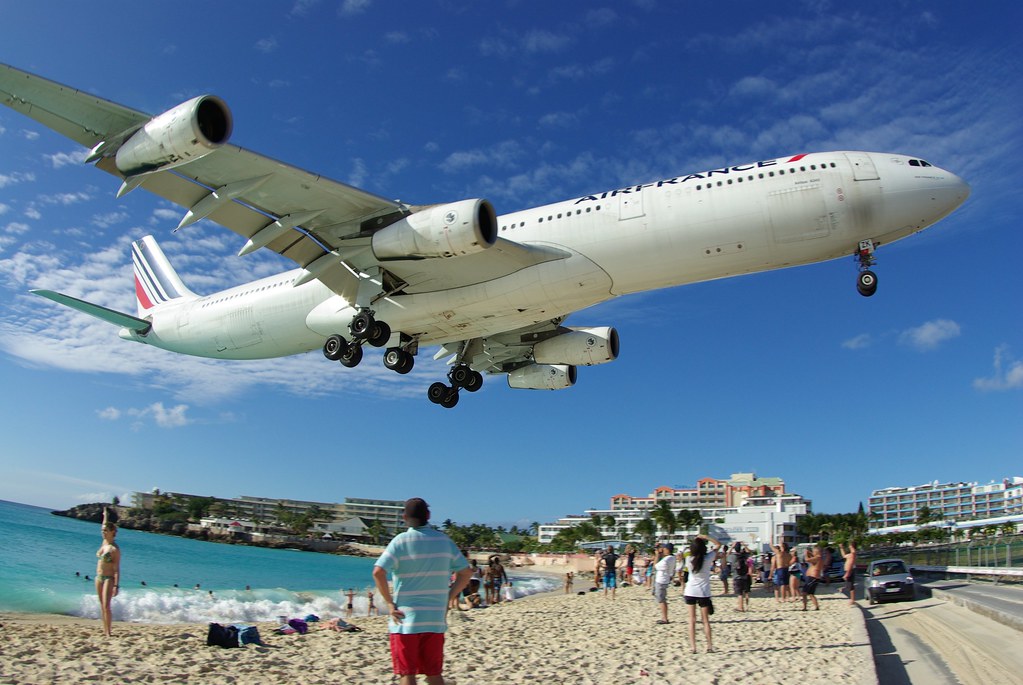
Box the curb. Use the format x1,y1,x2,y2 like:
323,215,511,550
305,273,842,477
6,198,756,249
849,601,879,685
928,586,1023,633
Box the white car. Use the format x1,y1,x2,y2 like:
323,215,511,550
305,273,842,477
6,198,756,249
865,558,915,604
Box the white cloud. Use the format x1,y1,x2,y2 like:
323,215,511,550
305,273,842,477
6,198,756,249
973,346,1023,392
522,30,571,55
347,158,367,187
92,212,130,229
151,208,180,223
898,319,961,351
440,140,524,174
42,192,91,206
290,0,321,16
480,29,573,59
339,0,371,15
0,171,35,188
46,150,89,168
97,407,121,420
135,402,191,428
842,333,872,350
730,76,778,98
255,36,278,54
538,111,579,129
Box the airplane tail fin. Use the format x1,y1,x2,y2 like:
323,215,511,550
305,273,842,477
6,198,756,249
132,235,196,316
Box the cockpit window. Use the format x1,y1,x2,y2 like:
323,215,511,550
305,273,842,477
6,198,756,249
908,159,933,167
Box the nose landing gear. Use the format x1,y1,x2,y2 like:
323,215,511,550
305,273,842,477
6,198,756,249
855,239,878,297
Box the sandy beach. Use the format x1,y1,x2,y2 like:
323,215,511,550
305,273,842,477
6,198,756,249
0,578,874,685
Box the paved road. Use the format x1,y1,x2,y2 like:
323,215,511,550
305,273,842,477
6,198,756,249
860,580,1023,685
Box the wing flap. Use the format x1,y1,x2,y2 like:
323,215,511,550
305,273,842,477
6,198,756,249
31,289,152,333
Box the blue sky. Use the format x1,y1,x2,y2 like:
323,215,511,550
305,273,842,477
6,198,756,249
0,1,1019,528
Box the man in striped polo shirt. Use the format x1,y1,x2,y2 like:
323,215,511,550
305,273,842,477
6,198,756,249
372,498,472,684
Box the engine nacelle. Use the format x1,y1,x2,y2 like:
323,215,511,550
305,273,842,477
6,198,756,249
507,364,577,390
532,326,619,366
115,96,232,175
371,198,497,259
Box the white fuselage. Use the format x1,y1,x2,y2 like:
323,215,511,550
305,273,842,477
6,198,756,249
129,151,969,359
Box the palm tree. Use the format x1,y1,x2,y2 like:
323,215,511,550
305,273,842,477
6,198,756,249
366,519,386,545
916,505,938,526
676,509,703,534
633,517,656,548
650,501,676,537
575,521,602,542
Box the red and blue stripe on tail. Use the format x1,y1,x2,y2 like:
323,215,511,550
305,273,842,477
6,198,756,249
131,236,196,316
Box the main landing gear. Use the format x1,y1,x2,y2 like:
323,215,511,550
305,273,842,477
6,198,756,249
321,310,483,409
855,239,879,297
321,309,395,369
427,364,483,409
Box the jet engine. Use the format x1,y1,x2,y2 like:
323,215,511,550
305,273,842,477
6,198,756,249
532,326,619,366
372,199,497,259
507,364,577,390
115,96,233,175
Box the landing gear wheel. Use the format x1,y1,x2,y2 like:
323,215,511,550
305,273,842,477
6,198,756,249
323,334,349,361
439,389,460,409
366,320,391,347
463,370,483,393
449,364,474,388
350,311,374,339
857,270,878,297
427,382,449,404
384,348,414,374
396,354,414,374
339,342,364,368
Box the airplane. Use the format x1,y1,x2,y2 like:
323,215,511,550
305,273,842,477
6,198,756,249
0,63,970,408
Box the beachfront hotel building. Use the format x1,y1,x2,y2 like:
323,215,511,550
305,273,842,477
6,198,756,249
538,473,809,551
867,476,1023,532
131,491,405,534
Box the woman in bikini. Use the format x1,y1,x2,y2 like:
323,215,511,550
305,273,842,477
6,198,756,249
95,508,121,637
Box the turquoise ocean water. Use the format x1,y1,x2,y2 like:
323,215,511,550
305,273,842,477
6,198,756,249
0,500,557,624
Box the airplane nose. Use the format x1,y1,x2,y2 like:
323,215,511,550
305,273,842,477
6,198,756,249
952,173,971,203
940,171,971,214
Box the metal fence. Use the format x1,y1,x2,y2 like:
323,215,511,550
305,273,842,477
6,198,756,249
864,537,1023,572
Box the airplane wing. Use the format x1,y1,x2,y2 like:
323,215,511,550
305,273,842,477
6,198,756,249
0,63,564,304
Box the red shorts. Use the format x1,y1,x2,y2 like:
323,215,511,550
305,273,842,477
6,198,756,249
389,633,445,676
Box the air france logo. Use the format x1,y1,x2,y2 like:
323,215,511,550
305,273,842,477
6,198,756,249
573,155,803,204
